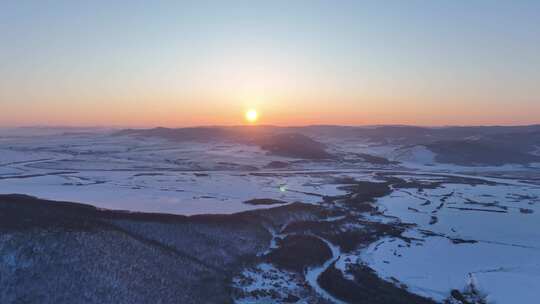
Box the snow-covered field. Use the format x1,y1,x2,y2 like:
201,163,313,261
0,132,358,215
2,129,540,303
361,177,540,303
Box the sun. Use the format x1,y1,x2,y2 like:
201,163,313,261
245,109,258,123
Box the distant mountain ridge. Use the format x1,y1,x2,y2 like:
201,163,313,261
115,127,334,159
115,125,540,165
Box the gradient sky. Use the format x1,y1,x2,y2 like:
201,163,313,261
1,0,539,127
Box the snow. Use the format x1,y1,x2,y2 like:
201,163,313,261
391,145,436,165
474,268,540,304
334,253,358,281
3,130,540,302
0,171,336,215
233,263,307,304
0,134,364,215
361,177,540,303
305,237,346,304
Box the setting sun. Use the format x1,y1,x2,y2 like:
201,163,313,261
245,109,258,123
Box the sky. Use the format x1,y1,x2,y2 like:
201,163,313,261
1,0,539,127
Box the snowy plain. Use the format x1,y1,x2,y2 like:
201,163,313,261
1,129,540,303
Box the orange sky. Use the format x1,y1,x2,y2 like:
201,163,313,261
1,1,539,127
2,93,538,128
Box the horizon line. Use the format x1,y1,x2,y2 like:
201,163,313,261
3,123,540,130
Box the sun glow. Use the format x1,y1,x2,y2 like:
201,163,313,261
245,109,258,123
